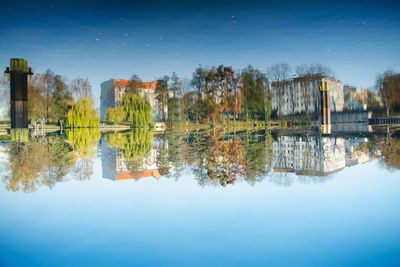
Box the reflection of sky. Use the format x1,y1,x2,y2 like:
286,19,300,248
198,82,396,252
0,152,400,266
1,0,400,106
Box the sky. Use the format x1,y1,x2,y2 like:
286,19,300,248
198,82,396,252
1,0,400,106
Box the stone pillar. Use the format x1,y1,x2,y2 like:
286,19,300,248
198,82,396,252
5,58,32,129
320,80,331,134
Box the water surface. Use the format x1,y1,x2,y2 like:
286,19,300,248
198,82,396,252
0,129,399,267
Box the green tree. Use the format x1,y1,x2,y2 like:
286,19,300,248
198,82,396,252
155,78,169,122
242,66,268,120
67,97,100,128
50,75,73,123
121,94,153,126
66,128,101,158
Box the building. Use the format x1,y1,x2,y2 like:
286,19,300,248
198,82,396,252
271,75,344,117
272,135,346,176
344,86,368,111
101,137,161,181
100,79,166,121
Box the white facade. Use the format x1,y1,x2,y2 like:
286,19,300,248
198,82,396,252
271,75,344,116
100,79,165,122
272,135,346,176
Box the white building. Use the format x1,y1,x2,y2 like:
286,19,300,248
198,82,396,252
100,79,166,122
271,75,344,117
272,135,346,176
101,137,162,181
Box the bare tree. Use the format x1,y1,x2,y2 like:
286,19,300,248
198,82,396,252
71,77,92,99
376,69,400,117
267,63,292,116
295,64,313,115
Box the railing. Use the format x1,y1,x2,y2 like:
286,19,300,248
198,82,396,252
369,117,400,125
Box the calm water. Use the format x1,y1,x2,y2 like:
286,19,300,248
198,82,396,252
1,129,400,267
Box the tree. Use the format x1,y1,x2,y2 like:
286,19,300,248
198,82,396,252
43,69,55,122
191,66,208,123
121,94,153,126
128,73,142,94
28,73,47,121
66,128,101,158
267,63,292,116
50,75,73,123
67,97,100,128
170,71,180,98
3,137,74,192
242,66,268,120
106,106,125,123
376,70,400,116
155,78,169,122
168,72,181,123
71,77,92,99
380,138,400,170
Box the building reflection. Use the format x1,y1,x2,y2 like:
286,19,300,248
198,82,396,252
272,135,346,177
1,128,399,192
101,130,161,181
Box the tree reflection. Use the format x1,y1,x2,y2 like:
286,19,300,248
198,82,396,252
66,129,100,181
380,138,400,170
2,137,74,192
106,129,153,175
243,130,272,185
192,131,247,186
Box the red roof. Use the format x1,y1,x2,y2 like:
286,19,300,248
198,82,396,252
114,79,158,90
115,169,161,180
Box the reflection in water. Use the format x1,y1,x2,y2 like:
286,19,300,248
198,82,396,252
2,137,74,192
272,135,346,185
102,129,158,180
66,129,100,181
1,129,399,192
380,137,400,170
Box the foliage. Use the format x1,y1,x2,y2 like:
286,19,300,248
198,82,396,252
380,138,400,170
67,97,99,128
242,66,268,119
376,70,400,116
243,133,272,184
120,94,153,126
106,129,153,161
106,106,125,123
50,75,74,122
28,73,47,120
2,137,74,192
66,128,100,158
168,97,181,123
155,78,169,121
106,94,153,126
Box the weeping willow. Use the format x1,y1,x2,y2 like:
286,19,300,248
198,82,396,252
66,128,100,157
106,129,153,161
67,97,100,128
106,94,153,126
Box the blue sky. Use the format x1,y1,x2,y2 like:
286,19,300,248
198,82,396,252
1,0,400,105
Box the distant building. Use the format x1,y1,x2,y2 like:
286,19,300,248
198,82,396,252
271,75,344,117
100,79,166,121
344,86,368,111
